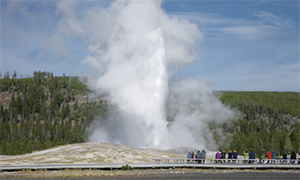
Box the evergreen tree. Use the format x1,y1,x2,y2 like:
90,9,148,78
9,94,16,110
16,94,22,114
289,126,300,152
284,136,293,154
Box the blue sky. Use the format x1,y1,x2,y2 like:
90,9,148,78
1,0,299,91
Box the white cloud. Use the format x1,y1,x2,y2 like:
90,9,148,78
254,11,295,28
55,1,86,35
173,11,297,42
169,10,298,91
1,1,90,76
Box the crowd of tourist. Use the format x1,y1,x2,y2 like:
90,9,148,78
187,149,206,164
187,149,300,164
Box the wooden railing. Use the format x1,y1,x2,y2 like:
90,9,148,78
153,158,300,165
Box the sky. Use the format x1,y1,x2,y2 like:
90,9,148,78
1,0,299,92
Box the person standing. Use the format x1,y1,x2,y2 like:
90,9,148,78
243,150,249,164
215,151,221,163
290,152,296,164
187,152,191,163
232,150,238,164
199,150,203,164
221,150,226,163
201,149,206,164
282,151,287,164
191,152,195,159
195,150,201,164
272,150,276,164
249,150,255,164
266,151,272,164
228,150,232,164
259,149,266,164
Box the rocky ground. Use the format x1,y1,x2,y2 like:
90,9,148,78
0,142,191,165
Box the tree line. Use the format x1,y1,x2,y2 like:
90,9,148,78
0,71,107,155
215,91,299,156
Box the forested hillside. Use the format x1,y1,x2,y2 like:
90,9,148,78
216,91,300,156
0,71,299,156
0,71,107,155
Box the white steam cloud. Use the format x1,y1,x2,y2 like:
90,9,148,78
56,0,236,149
166,80,236,149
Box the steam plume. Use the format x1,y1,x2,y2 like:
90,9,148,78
58,0,236,149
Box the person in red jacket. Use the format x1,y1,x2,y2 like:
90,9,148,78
266,151,272,164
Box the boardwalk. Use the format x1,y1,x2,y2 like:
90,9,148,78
0,160,299,172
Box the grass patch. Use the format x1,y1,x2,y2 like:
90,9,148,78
121,164,133,170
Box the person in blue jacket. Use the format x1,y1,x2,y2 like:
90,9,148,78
282,151,287,164
201,149,206,164
187,152,192,163
195,150,202,164
249,150,255,164
232,150,238,163
272,151,276,164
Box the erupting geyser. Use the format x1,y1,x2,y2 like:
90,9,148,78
77,0,235,149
